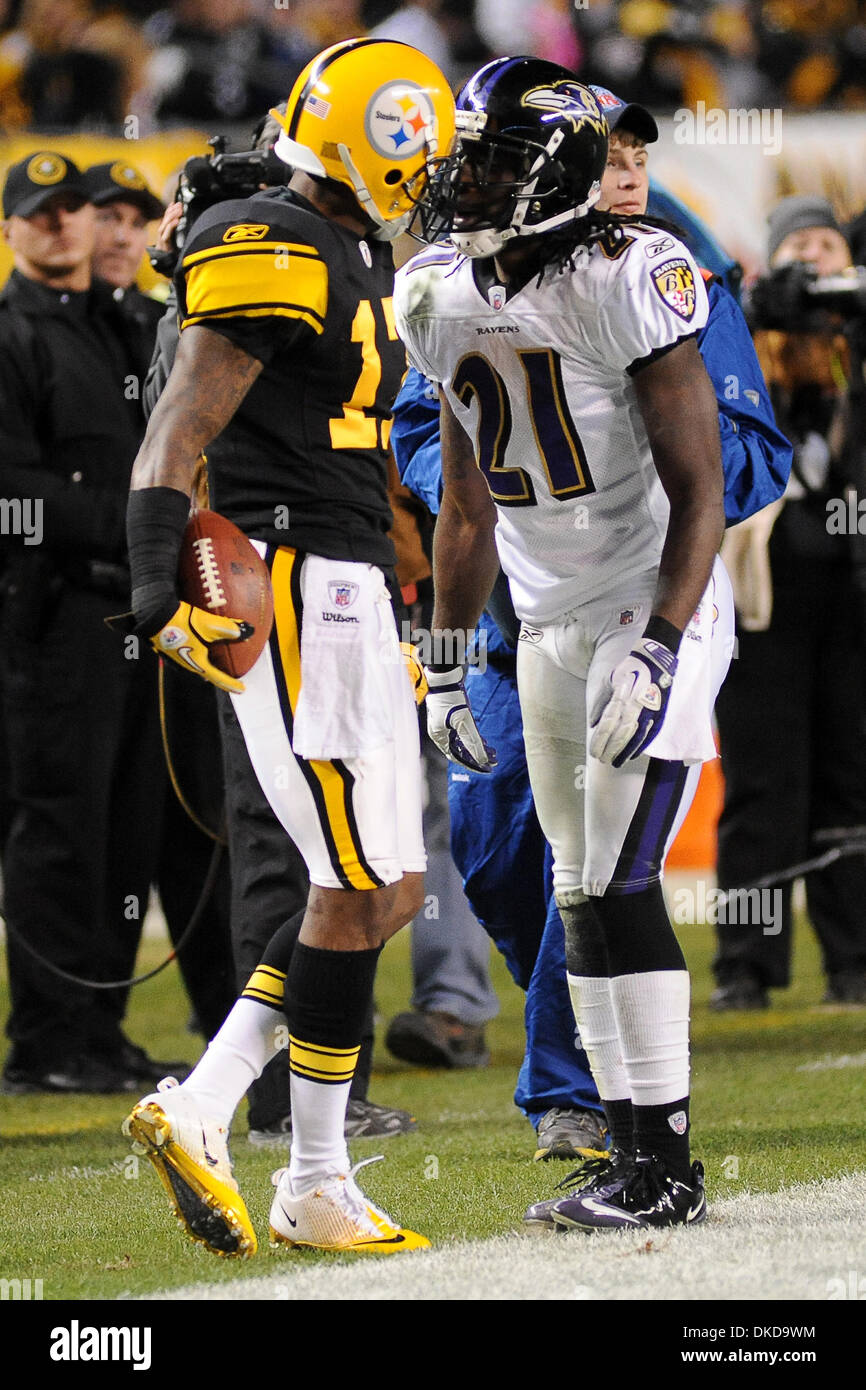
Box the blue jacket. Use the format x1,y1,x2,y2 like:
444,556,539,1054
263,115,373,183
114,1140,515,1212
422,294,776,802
700,277,792,523
647,180,741,299
392,278,791,528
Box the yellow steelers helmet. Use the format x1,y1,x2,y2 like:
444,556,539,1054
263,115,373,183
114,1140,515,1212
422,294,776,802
270,38,455,241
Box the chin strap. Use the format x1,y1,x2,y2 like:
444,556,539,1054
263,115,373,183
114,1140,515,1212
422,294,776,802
452,128,602,259
338,141,432,242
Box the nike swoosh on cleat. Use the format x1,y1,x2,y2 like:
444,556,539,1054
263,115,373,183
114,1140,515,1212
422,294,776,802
686,1202,704,1222
354,1234,406,1247
578,1196,641,1224
201,1129,219,1167
275,1202,297,1228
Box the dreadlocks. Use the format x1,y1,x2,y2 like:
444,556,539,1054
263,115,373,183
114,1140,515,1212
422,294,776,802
541,209,686,279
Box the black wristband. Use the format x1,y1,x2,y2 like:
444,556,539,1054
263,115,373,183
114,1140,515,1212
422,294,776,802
127,486,190,636
643,614,683,654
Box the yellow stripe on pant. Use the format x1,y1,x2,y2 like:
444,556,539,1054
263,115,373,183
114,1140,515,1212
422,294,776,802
270,547,382,890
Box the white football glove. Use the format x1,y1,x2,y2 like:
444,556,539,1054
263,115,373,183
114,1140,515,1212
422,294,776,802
589,637,678,767
424,666,497,773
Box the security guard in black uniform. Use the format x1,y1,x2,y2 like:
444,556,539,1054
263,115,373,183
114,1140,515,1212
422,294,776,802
86,157,237,1050
86,159,167,350
0,153,212,1093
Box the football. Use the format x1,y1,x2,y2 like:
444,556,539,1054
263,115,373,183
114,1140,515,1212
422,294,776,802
177,509,274,677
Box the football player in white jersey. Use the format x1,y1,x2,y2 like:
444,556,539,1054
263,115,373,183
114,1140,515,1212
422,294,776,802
394,56,734,1230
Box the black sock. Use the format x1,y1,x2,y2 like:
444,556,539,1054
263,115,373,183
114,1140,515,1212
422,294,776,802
602,1097,634,1153
240,905,307,1011
284,941,381,1053
592,882,686,975
633,1097,691,1183
260,906,306,974
244,913,376,1109
560,898,609,978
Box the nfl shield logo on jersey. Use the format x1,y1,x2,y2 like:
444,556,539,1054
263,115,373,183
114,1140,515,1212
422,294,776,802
487,285,506,311
329,581,359,609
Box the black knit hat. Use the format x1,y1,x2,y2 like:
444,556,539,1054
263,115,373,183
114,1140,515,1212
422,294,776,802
767,195,842,263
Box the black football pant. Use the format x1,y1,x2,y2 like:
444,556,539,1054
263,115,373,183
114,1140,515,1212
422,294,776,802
714,553,866,988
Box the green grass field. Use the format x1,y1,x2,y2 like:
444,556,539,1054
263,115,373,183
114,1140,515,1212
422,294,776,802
1,909,864,1301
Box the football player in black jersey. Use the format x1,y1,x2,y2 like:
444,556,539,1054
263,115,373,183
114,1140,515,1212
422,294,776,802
121,39,455,1257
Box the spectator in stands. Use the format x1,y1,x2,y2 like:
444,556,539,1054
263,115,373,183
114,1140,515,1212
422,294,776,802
712,195,866,1009
143,0,309,125
0,0,148,128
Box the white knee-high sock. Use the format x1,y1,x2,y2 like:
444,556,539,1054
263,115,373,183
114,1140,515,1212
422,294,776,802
287,1073,353,1191
180,999,285,1127
566,973,630,1101
609,970,691,1106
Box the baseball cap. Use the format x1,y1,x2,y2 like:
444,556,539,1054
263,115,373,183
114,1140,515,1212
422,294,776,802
590,85,659,144
767,195,843,263
84,161,165,221
2,151,90,218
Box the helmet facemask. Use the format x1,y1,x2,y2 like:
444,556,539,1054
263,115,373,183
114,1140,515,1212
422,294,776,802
423,111,602,257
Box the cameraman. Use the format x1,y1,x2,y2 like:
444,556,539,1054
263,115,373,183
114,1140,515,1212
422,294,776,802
711,195,866,1009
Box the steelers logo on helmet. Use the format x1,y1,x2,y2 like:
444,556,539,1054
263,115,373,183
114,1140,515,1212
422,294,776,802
27,153,68,186
109,161,147,191
365,81,436,162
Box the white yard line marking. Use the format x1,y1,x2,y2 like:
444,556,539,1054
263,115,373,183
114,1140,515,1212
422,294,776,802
138,1171,866,1302
796,1052,866,1072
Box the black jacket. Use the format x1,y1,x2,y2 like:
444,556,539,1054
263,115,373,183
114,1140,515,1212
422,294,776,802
0,270,145,565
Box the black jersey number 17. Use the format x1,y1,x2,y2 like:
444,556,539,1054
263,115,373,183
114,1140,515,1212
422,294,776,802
329,297,399,452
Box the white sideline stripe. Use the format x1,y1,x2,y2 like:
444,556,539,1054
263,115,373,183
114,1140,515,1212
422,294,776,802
797,1052,866,1073
137,1171,866,1302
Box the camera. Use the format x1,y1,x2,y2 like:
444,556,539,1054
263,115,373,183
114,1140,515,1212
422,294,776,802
149,134,289,277
746,261,866,332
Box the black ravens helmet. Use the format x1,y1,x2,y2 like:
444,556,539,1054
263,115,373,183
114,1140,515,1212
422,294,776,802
422,56,609,258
